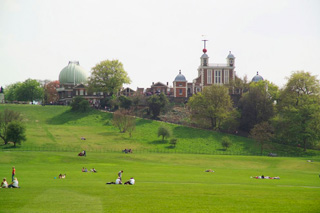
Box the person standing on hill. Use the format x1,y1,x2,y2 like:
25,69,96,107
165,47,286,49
12,167,16,182
118,170,123,181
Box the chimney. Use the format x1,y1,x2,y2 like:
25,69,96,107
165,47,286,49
167,82,168,86
152,82,154,85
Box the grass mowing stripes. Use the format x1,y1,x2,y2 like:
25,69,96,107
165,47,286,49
0,152,320,212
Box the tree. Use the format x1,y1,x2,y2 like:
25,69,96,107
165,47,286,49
221,137,232,150
6,121,26,147
44,80,60,104
15,79,44,102
238,81,277,133
112,109,135,134
147,93,169,119
158,126,171,141
274,71,320,151
250,121,274,155
187,85,233,130
0,109,23,144
4,82,22,101
70,96,90,112
118,95,132,110
88,59,131,95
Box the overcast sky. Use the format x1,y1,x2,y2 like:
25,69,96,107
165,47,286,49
1,0,319,90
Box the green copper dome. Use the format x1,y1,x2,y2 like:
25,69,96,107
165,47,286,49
59,61,88,84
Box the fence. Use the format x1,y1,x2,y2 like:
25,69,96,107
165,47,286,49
1,146,318,157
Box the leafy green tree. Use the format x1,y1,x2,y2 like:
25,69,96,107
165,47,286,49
88,60,131,95
15,79,44,102
187,85,233,130
274,71,320,151
238,81,277,133
147,93,169,119
221,137,232,150
250,121,274,155
71,96,90,112
158,126,171,141
118,95,132,110
6,121,26,147
0,109,22,144
4,82,22,101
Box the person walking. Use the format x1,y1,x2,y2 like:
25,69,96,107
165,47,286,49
12,167,16,182
118,170,123,181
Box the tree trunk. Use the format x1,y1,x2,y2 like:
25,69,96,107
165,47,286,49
303,139,307,151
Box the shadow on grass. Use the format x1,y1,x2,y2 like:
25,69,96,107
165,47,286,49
149,140,168,145
136,119,153,126
46,110,92,125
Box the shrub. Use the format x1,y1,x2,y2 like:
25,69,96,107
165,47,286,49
221,136,232,150
170,138,178,147
71,96,90,112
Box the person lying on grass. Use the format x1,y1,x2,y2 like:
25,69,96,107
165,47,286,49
8,178,20,188
106,177,122,185
90,168,97,173
1,178,8,188
59,174,66,179
124,177,135,185
252,175,280,179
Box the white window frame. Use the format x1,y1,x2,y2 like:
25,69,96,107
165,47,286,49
207,69,212,84
224,70,229,84
215,70,221,84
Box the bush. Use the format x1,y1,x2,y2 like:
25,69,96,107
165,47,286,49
71,96,90,112
170,138,178,147
221,136,232,150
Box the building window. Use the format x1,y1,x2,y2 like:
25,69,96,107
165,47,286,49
80,90,84,95
215,70,221,84
179,89,182,95
208,70,212,84
179,83,182,86
224,70,229,84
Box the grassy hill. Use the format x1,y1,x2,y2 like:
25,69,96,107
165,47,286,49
0,104,320,212
0,104,319,157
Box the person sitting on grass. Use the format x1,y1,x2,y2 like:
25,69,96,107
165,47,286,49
90,168,97,173
1,178,8,188
115,177,122,184
8,178,20,188
106,177,122,185
124,177,135,185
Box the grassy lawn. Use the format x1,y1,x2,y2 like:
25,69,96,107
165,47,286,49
0,151,320,212
0,104,320,212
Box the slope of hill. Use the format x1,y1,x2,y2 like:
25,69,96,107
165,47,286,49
0,104,319,157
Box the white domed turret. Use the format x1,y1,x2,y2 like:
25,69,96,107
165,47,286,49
59,61,88,85
226,51,235,67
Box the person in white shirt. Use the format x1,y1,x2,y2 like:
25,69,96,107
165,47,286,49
115,177,122,184
8,178,19,188
1,178,8,188
124,177,135,185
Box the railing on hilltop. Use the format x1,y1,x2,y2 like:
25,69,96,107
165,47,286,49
0,146,317,157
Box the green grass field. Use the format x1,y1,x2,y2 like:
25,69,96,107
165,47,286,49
0,104,320,212
0,151,319,212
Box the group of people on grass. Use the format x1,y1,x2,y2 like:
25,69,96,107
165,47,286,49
252,175,280,179
82,167,97,173
1,167,20,189
106,170,135,185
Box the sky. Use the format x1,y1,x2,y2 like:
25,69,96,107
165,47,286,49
0,0,320,90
